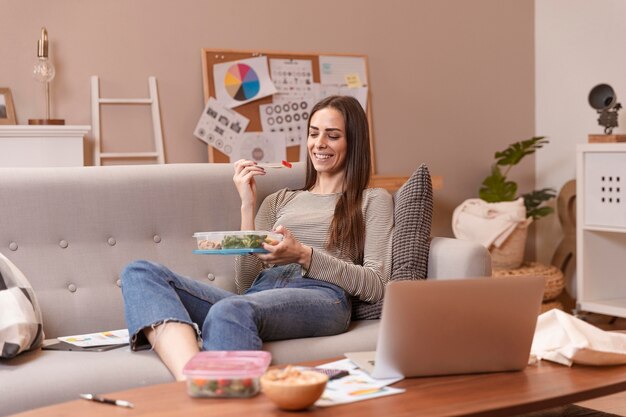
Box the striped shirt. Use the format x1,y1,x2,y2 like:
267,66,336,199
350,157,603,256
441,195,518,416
235,188,393,303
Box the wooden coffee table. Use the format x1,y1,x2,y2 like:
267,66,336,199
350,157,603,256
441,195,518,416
10,359,626,417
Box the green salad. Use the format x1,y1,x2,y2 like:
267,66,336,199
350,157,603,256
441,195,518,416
222,234,268,249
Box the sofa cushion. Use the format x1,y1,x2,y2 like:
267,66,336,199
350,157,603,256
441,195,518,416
352,164,433,320
0,319,379,416
391,163,433,280
0,345,172,416
263,319,379,365
0,252,44,359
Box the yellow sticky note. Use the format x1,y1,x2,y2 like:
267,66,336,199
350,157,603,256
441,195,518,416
345,73,362,88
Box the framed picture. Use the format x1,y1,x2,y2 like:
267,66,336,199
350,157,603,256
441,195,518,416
0,88,17,125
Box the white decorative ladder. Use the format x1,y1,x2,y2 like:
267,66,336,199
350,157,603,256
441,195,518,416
91,76,165,165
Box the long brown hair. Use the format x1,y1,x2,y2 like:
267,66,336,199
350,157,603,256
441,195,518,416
303,96,371,262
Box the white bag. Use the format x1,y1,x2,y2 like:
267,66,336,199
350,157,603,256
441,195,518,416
531,309,626,366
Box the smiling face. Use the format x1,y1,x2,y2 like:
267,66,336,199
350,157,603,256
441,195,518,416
307,107,348,178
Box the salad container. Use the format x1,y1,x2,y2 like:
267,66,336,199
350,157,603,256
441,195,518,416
183,351,272,398
193,231,283,254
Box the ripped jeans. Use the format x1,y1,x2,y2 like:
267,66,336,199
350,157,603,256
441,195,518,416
121,260,351,351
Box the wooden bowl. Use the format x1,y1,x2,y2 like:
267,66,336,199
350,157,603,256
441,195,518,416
260,368,328,410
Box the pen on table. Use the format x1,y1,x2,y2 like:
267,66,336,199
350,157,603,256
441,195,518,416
80,393,135,408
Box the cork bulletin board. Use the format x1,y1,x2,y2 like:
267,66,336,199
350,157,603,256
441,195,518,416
200,48,375,174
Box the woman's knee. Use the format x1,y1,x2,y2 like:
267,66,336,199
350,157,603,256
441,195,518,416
121,260,167,288
203,297,257,337
206,297,255,324
203,297,261,350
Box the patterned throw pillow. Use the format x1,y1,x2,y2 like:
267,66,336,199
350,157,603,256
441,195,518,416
389,163,433,281
352,164,434,320
0,252,44,358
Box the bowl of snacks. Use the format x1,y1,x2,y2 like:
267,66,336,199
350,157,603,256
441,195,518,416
182,351,271,398
260,366,329,410
193,231,283,254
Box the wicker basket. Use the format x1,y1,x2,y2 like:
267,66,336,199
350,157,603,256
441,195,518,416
493,262,565,302
489,222,530,270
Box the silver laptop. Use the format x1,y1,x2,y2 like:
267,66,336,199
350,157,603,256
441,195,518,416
345,276,544,379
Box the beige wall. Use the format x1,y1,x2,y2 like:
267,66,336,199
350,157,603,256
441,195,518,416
535,0,626,294
1,0,535,238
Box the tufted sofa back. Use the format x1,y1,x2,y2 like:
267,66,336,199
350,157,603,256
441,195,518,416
0,163,305,338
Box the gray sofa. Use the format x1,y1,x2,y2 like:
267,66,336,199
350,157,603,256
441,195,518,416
0,162,491,416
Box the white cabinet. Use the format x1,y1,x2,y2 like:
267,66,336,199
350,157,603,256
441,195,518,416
576,144,626,318
0,125,90,167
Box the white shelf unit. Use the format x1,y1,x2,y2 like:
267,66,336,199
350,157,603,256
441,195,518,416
576,143,626,318
0,125,89,167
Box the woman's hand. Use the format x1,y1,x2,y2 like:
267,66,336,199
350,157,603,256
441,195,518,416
256,225,312,269
233,159,266,207
233,159,265,230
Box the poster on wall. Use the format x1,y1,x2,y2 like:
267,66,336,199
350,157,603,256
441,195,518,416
193,97,250,157
269,58,314,101
230,132,286,163
311,84,368,111
259,99,314,146
213,56,277,108
318,55,367,87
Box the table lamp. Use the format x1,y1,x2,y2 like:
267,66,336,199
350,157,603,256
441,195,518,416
29,27,64,125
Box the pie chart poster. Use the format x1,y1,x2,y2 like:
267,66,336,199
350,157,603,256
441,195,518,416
213,56,277,109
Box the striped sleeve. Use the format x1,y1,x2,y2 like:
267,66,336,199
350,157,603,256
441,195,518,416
305,188,393,303
234,189,295,294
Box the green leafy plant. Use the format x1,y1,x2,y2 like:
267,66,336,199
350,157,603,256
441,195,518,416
479,136,556,220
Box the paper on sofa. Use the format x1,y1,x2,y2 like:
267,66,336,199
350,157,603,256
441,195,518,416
58,329,129,348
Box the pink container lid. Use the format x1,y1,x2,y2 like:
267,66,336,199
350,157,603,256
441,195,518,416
182,351,272,379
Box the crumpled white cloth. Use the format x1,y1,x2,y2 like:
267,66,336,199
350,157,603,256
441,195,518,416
531,309,626,366
451,198,528,248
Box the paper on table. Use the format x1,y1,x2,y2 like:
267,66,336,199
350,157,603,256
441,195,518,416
314,358,404,407
58,329,129,347
531,309,626,366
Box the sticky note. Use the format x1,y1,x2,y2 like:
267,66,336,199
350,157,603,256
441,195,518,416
345,73,362,88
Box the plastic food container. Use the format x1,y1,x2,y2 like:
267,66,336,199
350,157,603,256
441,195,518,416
193,231,283,253
183,351,272,398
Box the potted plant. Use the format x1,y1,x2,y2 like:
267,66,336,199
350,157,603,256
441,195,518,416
478,136,556,268
480,136,556,219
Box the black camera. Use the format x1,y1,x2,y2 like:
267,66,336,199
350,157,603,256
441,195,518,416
589,84,622,134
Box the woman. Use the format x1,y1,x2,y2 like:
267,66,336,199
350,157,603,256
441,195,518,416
121,96,393,380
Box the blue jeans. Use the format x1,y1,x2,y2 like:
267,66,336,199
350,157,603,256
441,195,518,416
121,260,351,351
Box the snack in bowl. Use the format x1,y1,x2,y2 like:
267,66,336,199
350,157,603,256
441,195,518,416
260,365,329,410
